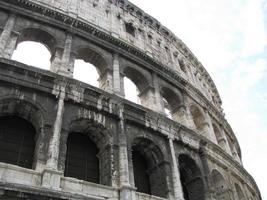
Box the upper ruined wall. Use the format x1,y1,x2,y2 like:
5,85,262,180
30,0,223,111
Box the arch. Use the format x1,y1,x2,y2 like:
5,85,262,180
190,104,206,132
75,47,108,76
131,137,168,198
235,183,246,200
212,123,227,150
124,76,140,104
0,96,49,169
0,116,36,169
64,132,99,183
73,47,110,88
62,117,112,185
211,169,229,199
178,154,205,200
11,28,56,70
123,66,150,94
16,28,56,55
161,86,184,119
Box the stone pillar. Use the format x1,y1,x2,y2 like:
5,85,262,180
118,106,136,200
113,53,124,97
199,141,215,200
46,86,65,169
0,14,18,59
42,86,65,189
51,33,73,77
168,136,185,200
99,68,113,93
152,73,165,113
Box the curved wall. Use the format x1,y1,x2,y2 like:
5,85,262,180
0,0,261,200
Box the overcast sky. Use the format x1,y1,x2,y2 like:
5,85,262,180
129,0,267,198
12,0,267,198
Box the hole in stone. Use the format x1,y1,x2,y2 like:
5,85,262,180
73,59,99,87
12,41,51,70
124,77,140,104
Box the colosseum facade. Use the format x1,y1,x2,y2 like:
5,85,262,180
0,0,261,200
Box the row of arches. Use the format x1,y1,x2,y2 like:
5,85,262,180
0,114,203,199
0,112,251,200
2,22,239,160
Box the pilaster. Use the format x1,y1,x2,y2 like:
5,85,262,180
0,14,18,59
168,135,185,200
118,105,136,200
113,53,124,97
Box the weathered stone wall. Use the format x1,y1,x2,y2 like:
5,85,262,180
0,0,261,200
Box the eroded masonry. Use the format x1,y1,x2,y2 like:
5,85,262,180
0,0,261,200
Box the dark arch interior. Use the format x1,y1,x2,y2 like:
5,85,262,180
131,138,168,198
0,116,36,169
132,149,151,195
178,155,205,200
64,132,99,183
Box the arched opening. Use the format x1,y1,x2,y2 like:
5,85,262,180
178,154,205,200
73,48,108,88
73,59,99,87
123,67,150,106
124,76,140,104
132,149,151,194
132,138,168,198
163,97,172,119
11,28,55,70
0,116,36,169
211,169,230,199
65,132,99,183
212,123,227,151
190,105,206,133
12,41,51,70
161,87,184,121
235,184,246,200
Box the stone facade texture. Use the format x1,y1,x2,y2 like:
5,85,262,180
0,0,261,200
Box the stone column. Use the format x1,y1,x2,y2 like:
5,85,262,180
51,33,73,77
42,86,65,189
99,68,113,93
152,73,165,113
113,53,124,97
199,141,215,200
118,106,136,200
0,14,18,59
168,136,185,200
47,86,65,169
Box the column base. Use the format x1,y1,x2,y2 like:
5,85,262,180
119,185,136,200
41,168,63,190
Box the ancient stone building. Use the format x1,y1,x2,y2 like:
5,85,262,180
0,0,261,200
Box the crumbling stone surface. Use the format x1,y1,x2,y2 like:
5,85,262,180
0,0,261,200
